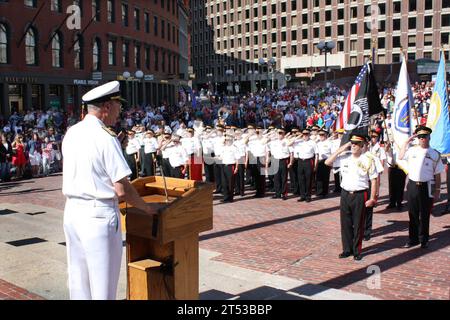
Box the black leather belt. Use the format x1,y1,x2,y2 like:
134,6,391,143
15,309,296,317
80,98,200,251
343,189,366,194
410,180,426,186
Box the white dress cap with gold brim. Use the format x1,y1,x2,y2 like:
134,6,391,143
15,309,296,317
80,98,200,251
82,81,127,104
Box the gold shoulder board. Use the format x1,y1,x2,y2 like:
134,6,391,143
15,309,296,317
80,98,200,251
102,126,117,137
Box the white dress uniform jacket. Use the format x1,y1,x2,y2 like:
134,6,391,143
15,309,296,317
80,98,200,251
62,114,131,300
403,146,444,182
339,152,379,192
292,140,318,159
317,139,332,160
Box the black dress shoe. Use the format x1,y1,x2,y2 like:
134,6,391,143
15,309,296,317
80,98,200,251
298,198,306,202
403,241,419,248
305,198,312,203
253,194,265,198
272,195,281,199
353,254,363,261
386,203,396,209
339,252,352,258
420,242,428,249
396,204,403,211
282,195,288,200
364,235,371,241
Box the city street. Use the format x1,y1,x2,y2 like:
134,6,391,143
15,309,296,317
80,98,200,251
0,172,449,300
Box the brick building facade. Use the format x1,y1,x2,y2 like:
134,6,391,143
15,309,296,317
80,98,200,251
0,0,183,117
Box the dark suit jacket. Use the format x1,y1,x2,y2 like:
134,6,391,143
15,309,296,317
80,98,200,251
0,141,13,163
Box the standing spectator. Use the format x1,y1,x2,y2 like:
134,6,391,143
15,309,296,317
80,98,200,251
27,132,42,177
42,136,53,176
0,133,13,182
11,134,27,179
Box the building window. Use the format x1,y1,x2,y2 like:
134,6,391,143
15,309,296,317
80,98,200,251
92,0,100,21
135,44,141,68
134,8,140,30
145,12,150,33
162,52,165,72
408,17,416,29
145,47,150,69
154,16,158,36
51,0,62,12
25,27,37,65
93,38,101,70
24,0,37,8
154,48,159,71
74,34,83,69
161,19,165,38
0,24,9,64
107,0,115,23
424,34,433,46
108,40,116,65
122,42,129,67
52,32,63,68
122,3,128,27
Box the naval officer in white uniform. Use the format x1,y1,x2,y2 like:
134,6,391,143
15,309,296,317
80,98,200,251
62,81,159,300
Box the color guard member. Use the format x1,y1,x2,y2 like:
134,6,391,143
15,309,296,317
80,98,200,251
325,134,378,261
399,126,444,249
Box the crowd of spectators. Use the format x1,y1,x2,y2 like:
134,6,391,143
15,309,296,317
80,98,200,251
0,80,436,183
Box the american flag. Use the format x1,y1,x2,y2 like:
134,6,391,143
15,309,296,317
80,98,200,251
335,64,368,130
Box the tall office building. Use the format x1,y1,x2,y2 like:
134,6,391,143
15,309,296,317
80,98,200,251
191,0,450,91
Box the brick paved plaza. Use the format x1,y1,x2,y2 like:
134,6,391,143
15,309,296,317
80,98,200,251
0,173,449,300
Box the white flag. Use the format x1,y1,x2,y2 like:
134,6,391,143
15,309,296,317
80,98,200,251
391,58,413,172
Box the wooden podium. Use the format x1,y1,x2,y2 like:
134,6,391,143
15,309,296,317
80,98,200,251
118,176,214,300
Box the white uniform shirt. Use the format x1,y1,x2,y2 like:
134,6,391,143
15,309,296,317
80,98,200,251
369,142,387,162
143,137,158,154
233,138,247,163
167,144,188,167
340,153,379,192
125,137,140,155
213,136,225,160
135,132,145,147
268,139,291,159
247,138,267,157
161,141,174,159
220,145,240,165
317,139,332,160
181,136,200,155
330,138,342,168
403,146,444,182
201,136,214,156
62,114,131,200
292,139,318,159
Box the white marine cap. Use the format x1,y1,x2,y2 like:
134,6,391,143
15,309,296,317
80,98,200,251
82,81,127,105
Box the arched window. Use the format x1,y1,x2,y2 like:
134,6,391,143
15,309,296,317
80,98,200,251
25,27,37,65
74,34,84,69
93,38,101,70
0,23,8,64
52,32,63,67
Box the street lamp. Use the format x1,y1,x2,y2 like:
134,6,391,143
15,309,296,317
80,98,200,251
123,71,131,107
316,41,335,83
135,70,144,107
225,69,233,96
259,57,277,90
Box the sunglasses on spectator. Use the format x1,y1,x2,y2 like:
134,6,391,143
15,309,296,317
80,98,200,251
417,134,429,139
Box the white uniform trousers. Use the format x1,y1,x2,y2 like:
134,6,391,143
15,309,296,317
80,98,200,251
63,198,123,300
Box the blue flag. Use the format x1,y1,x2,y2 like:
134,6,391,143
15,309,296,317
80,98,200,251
426,52,450,156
